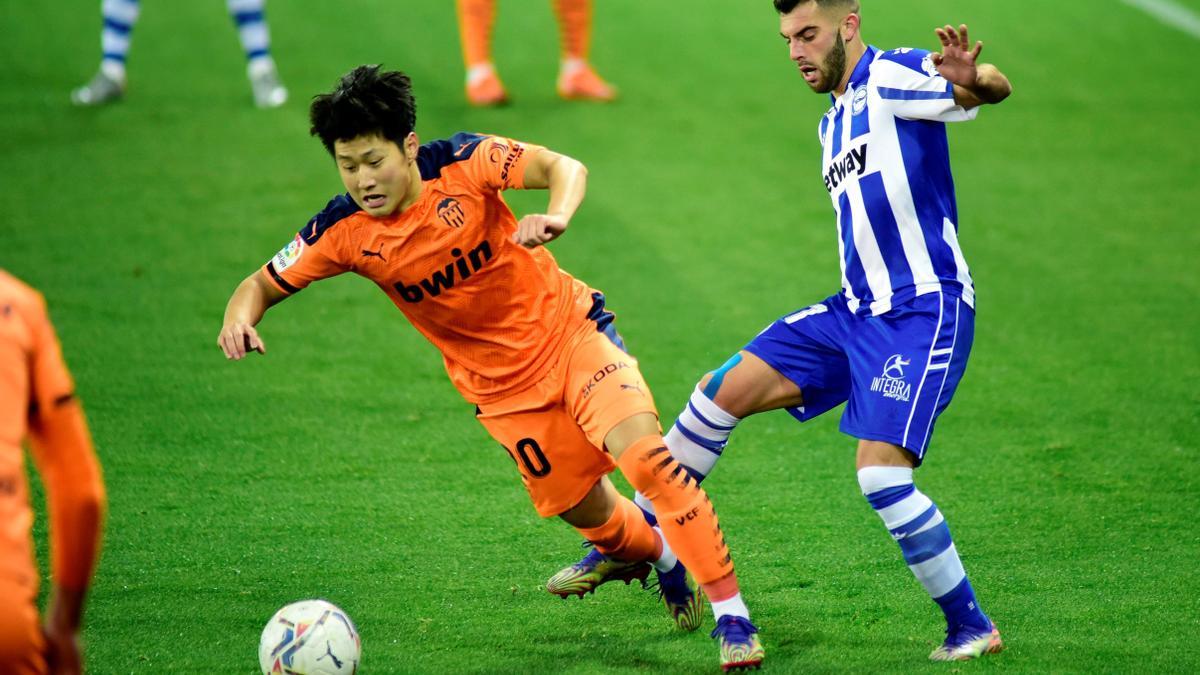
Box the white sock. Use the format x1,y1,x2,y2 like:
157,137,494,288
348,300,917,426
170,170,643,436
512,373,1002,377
710,592,750,621
858,466,989,631
247,55,276,79
467,62,495,84
99,0,139,75
637,386,741,517
100,59,126,83
650,525,677,572
559,57,587,77
227,0,272,63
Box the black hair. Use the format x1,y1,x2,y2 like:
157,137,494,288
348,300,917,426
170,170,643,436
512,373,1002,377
774,0,859,14
309,65,417,155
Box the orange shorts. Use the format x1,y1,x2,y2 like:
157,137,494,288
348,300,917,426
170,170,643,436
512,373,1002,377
0,578,46,675
476,324,660,517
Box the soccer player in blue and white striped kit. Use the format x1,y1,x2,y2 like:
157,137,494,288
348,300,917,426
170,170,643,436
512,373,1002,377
71,0,287,108
553,0,1013,664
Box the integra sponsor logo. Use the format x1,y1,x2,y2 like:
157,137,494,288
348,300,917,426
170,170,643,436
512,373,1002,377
394,240,493,303
824,143,868,193
870,353,912,402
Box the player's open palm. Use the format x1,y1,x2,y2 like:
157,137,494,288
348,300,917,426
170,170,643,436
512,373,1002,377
931,24,982,88
513,213,568,248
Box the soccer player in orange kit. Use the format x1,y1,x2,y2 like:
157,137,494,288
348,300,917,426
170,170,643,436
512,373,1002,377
0,270,106,675
456,0,617,105
216,65,763,670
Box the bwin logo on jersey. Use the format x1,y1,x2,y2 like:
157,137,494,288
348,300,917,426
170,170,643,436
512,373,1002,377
871,354,912,402
824,143,868,193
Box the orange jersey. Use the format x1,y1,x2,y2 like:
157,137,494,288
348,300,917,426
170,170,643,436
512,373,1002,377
0,270,104,593
261,133,603,403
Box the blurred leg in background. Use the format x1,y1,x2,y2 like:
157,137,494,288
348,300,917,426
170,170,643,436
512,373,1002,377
72,0,288,108
456,0,616,106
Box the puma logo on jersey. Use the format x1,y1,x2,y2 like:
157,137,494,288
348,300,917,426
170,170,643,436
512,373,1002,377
361,245,386,261
825,143,869,193
394,240,493,303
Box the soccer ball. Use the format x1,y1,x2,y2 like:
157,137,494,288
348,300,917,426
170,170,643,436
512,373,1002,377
258,599,361,675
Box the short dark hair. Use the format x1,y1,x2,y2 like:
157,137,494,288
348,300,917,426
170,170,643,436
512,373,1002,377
309,65,417,155
774,0,859,14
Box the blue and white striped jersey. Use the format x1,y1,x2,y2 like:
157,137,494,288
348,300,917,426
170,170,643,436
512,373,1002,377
818,45,977,316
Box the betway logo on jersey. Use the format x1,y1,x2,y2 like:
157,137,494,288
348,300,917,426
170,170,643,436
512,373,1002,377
394,240,493,303
824,143,868,193
870,354,912,402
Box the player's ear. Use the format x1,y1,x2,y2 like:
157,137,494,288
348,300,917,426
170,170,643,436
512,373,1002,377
842,12,860,42
403,132,420,161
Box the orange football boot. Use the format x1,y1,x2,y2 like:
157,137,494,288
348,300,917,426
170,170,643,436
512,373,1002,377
466,70,509,107
557,63,617,102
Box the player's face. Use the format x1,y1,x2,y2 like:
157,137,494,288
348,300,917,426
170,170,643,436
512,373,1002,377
334,133,419,218
780,3,850,94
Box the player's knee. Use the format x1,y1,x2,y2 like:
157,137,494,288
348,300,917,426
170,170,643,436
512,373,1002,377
603,412,660,458
854,441,916,471
700,353,743,401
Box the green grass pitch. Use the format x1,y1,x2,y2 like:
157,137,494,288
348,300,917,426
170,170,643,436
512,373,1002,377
1,0,1198,672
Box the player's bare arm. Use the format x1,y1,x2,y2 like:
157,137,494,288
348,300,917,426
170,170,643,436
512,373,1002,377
511,149,588,248
931,24,1012,109
218,271,288,360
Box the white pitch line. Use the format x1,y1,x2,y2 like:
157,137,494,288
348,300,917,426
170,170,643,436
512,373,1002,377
1122,0,1200,39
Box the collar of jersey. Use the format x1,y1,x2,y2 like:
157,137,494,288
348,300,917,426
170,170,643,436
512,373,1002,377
831,44,879,104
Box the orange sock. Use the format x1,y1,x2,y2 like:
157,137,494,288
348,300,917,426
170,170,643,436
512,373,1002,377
456,0,496,68
576,495,661,562
551,0,591,60
616,436,735,586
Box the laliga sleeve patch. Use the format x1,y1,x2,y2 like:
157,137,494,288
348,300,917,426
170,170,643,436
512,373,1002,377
921,53,939,77
272,234,305,272
486,138,511,164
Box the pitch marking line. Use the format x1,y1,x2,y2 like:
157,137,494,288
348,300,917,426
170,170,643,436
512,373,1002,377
1122,0,1200,39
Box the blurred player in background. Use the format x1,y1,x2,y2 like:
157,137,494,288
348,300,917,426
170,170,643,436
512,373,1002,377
456,0,616,106
217,66,763,671
71,0,288,108
555,0,1013,663
1,271,106,675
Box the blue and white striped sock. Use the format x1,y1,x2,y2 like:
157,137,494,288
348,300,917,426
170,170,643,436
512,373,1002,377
227,0,274,71
100,0,140,81
858,466,990,632
635,386,740,520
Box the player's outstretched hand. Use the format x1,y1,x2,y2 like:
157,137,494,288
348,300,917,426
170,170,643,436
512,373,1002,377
512,213,568,248
931,24,982,88
218,322,266,360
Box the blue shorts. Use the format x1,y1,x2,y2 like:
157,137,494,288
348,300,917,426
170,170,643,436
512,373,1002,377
743,291,974,463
